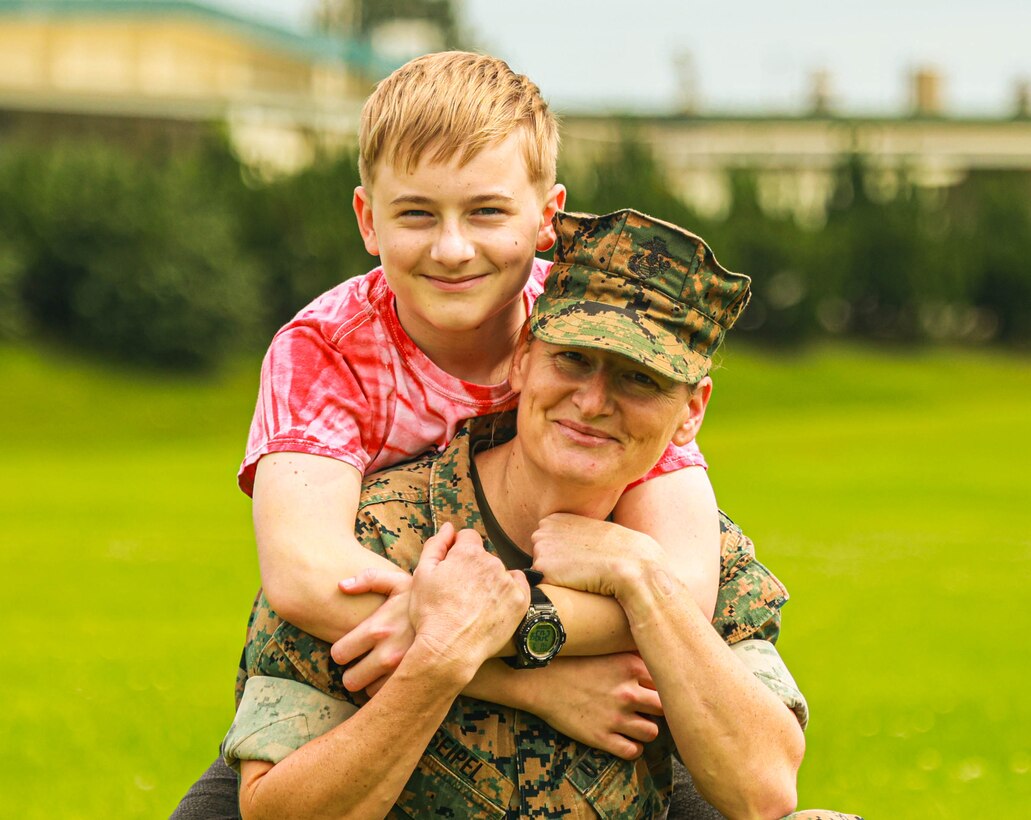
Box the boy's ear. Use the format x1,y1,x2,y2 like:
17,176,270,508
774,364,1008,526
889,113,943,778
535,184,567,252
353,186,380,256
672,376,712,447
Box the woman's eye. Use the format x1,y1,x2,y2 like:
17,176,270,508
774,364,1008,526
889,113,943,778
556,350,589,367
627,371,661,391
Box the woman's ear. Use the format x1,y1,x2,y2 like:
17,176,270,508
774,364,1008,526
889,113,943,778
509,328,533,391
535,184,567,252
672,377,712,446
352,186,379,256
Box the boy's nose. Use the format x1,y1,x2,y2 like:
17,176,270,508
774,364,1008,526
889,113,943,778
430,222,476,268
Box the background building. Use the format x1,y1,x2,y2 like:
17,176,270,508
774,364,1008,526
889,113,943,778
0,0,396,174
561,70,1031,225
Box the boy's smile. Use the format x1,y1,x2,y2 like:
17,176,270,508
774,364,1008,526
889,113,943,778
353,134,565,383
423,273,491,292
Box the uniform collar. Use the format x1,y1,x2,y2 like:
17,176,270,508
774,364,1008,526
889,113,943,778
428,412,517,541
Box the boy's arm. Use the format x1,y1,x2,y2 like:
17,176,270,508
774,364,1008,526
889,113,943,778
332,569,639,692
253,451,409,643
329,572,663,762
253,449,683,677
612,465,720,620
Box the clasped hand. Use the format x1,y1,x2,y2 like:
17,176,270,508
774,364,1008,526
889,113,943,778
331,522,528,692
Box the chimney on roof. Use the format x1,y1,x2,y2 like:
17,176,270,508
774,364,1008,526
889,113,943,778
672,50,699,114
1015,79,1031,119
809,69,832,115
910,67,943,116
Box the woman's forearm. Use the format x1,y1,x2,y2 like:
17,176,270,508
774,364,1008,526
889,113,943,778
622,566,803,819
239,645,469,819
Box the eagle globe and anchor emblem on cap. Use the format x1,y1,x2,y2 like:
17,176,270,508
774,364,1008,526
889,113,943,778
627,236,674,280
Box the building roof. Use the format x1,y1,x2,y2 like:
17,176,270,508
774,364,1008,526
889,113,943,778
0,0,397,77
564,110,1030,128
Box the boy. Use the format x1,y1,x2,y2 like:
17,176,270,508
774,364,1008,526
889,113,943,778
244,51,722,691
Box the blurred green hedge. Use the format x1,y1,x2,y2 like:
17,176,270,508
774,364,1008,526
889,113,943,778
0,134,368,369
1,133,1028,369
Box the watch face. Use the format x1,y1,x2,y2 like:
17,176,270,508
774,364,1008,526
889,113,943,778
526,621,560,659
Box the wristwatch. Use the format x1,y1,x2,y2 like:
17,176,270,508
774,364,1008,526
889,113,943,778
504,571,566,669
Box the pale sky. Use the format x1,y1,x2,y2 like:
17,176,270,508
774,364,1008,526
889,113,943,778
214,0,1031,116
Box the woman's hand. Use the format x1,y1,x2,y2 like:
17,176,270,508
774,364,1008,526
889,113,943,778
331,569,415,695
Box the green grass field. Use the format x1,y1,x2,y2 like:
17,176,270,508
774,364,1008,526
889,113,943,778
2,342,1028,817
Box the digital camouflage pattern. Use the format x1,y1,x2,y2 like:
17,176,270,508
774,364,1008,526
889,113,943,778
224,676,358,767
226,413,806,818
531,209,752,383
730,640,808,730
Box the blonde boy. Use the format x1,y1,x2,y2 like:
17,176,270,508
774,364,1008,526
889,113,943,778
242,52,722,695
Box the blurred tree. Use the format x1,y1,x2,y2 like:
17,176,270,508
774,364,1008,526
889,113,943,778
705,171,816,345
818,156,935,342
234,151,369,336
0,137,264,369
561,134,698,230
2,128,1027,371
0,245,27,340
948,170,1031,345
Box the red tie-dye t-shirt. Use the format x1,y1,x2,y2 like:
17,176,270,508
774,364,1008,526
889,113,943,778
238,259,705,496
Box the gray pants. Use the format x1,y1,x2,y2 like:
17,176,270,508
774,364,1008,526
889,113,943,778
169,757,241,820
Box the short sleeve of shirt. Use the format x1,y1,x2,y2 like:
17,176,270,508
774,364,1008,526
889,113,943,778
238,323,379,496
237,262,552,497
222,676,357,771
730,640,809,730
628,438,707,490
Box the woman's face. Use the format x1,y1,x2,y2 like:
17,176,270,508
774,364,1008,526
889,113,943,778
510,338,708,490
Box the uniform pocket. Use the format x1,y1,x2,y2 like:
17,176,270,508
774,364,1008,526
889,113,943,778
567,748,666,820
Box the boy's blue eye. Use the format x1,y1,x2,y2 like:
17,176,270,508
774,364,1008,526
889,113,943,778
400,209,431,218
475,207,504,216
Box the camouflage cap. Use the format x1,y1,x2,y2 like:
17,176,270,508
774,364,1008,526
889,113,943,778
531,209,751,382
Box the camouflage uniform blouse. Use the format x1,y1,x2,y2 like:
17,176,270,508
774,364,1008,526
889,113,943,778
223,413,807,819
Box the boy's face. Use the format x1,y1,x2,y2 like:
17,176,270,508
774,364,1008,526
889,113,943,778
353,134,565,346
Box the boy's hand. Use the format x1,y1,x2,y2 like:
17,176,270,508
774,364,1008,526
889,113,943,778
333,570,416,694
522,653,663,760
531,513,663,601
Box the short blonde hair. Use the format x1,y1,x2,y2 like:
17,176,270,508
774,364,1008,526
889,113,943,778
358,51,559,191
